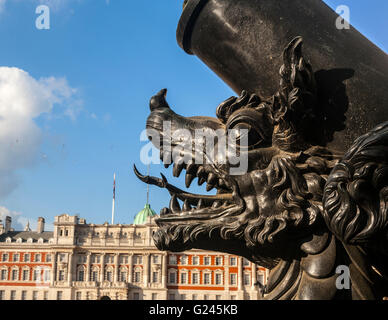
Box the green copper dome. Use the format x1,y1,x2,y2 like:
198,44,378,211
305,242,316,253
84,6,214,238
133,204,157,225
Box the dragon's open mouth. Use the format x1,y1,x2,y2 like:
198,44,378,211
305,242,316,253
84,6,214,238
134,150,241,223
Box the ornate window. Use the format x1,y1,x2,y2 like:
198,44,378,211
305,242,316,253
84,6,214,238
35,253,41,262
215,256,223,266
13,253,19,262
77,267,85,281
58,270,66,281
0,268,8,281
192,256,199,265
23,253,30,262
180,255,188,265
105,255,114,264
133,255,143,265
104,267,113,282
119,268,128,282
90,267,99,282
46,254,51,262
168,255,177,265
192,271,200,285
133,268,142,283
180,271,188,284
22,268,30,281
230,273,237,285
43,269,50,282
33,269,41,281
243,273,250,285
120,255,129,264
1,253,8,262
11,268,19,281
215,272,223,285
91,254,100,264
229,257,237,266
168,269,177,284
152,255,159,264
152,271,159,283
203,272,211,285
203,256,211,266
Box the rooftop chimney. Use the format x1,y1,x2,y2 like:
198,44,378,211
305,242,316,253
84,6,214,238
5,216,12,233
37,217,45,234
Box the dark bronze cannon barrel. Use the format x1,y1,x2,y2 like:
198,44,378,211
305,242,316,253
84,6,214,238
177,0,388,151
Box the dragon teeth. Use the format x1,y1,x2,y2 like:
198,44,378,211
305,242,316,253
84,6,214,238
185,173,195,188
198,177,206,186
207,173,217,185
183,200,191,211
169,194,181,213
173,162,184,177
196,166,205,177
197,199,204,209
186,161,196,174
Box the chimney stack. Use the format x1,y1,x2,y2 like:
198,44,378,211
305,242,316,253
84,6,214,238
37,217,45,234
5,216,12,233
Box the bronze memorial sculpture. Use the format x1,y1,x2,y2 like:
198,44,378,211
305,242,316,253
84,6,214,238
134,0,388,299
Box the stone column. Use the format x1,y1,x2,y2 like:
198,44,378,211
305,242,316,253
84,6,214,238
224,255,229,291
252,263,257,288
144,254,150,287
161,254,167,288
238,257,243,290
50,252,57,286
86,253,91,282
114,253,119,283
128,254,133,283
67,253,73,285
100,253,106,283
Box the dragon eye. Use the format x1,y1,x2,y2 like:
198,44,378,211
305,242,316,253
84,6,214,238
231,122,264,147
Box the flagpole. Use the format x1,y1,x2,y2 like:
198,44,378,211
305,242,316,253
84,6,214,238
112,173,116,225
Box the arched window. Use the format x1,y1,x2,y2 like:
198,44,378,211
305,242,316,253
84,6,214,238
133,267,142,283
119,267,128,282
105,267,113,282
168,269,177,284
77,266,85,281
11,268,19,281
191,270,200,285
0,267,8,281
90,267,99,282
22,268,30,281
215,270,223,285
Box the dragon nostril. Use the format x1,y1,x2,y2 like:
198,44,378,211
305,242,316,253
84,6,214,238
149,88,170,111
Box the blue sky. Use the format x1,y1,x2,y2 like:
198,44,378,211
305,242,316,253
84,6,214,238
0,0,387,230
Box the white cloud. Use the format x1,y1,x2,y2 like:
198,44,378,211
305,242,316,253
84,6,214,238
0,0,6,13
0,206,54,231
0,66,81,198
0,206,27,230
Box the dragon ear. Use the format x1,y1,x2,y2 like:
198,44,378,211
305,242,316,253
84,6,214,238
271,37,318,152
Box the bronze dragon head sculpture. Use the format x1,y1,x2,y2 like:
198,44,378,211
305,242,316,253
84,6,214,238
135,38,388,300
